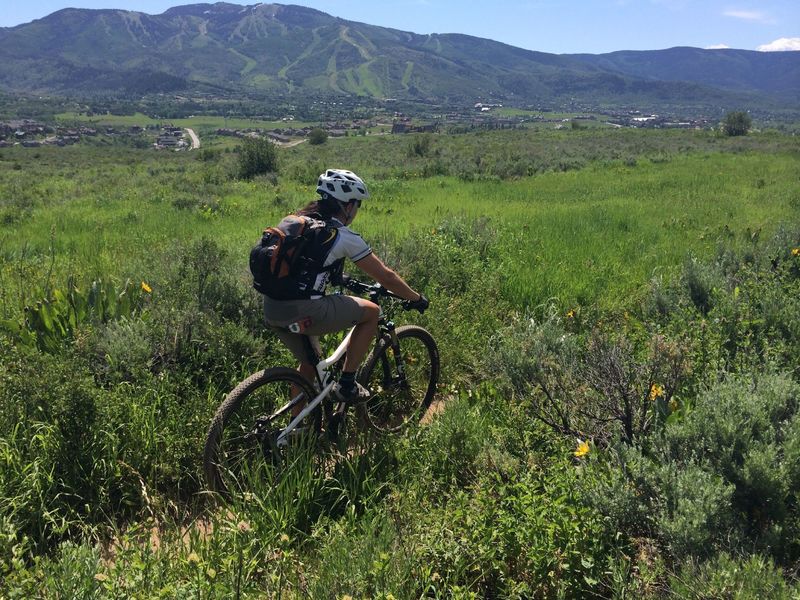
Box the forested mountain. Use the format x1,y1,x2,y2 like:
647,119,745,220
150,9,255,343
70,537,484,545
0,3,796,107
569,47,799,99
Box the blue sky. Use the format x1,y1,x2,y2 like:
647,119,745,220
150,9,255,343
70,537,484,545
2,1,798,54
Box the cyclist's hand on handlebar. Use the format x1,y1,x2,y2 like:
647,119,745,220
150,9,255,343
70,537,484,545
403,293,429,313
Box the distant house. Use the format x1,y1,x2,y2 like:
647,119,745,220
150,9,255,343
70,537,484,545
391,122,438,134
155,126,184,148
266,132,291,143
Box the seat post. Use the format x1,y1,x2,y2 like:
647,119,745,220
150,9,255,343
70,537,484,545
301,335,323,386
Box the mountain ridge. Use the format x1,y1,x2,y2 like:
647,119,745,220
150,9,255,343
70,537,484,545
0,3,796,109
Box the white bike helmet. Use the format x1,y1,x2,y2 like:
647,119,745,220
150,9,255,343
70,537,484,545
316,169,370,203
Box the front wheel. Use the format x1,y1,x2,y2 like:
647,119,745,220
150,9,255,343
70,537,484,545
203,367,320,498
358,325,439,433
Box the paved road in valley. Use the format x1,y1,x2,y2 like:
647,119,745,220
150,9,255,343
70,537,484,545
185,128,200,149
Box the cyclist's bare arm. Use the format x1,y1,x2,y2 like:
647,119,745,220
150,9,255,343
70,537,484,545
354,253,421,301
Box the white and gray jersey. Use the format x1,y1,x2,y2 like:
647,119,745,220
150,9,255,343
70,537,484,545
309,218,372,298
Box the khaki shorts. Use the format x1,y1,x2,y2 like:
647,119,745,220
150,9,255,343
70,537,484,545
263,295,365,364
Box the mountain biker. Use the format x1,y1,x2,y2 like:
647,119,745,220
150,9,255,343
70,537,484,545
263,169,429,408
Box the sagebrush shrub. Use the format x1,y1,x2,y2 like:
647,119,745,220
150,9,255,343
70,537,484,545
491,309,690,443
94,317,154,383
669,553,797,599
663,373,800,560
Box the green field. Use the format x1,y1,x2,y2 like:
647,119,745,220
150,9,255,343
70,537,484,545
4,129,796,311
55,111,321,132
1,128,799,596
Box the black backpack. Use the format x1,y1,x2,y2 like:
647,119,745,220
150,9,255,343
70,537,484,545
249,214,340,299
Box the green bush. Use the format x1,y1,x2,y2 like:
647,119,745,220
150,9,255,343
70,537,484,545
646,227,800,380
655,464,736,558
94,317,154,383
663,373,800,559
0,278,146,353
0,349,135,551
581,444,737,561
669,553,797,599
722,111,753,137
407,394,490,489
235,136,278,179
308,127,328,145
409,461,611,598
407,133,433,157
491,309,690,444
583,373,800,565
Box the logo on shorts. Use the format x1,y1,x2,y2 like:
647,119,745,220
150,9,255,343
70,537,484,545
288,317,313,334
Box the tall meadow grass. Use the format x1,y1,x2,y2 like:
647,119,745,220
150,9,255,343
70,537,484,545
1,127,799,596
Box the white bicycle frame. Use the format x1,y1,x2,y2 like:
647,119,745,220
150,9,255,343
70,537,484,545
274,326,356,447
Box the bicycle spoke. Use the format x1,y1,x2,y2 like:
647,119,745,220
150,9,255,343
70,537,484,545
203,368,321,497
360,326,438,433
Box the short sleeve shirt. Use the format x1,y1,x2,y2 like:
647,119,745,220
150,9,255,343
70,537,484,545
309,218,372,297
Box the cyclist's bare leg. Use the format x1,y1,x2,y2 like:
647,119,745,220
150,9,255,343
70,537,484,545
343,298,380,373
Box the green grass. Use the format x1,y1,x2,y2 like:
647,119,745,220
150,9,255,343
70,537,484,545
1,127,799,597
1,131,797,315
54,112,320,131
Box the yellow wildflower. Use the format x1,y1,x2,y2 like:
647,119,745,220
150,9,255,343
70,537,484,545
187,552,201,564
280,533,290,544
141,281,152,293
574,439,590,458
792,247,800,257
649,383,664,401
566,309,575,318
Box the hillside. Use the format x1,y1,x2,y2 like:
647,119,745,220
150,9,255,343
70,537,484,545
0,2,796,109
570,46,800,99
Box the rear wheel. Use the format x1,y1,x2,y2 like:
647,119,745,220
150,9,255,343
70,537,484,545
203,367,320,497
358,325,439,433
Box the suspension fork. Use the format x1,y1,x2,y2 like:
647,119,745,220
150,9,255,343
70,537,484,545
384,321,408,384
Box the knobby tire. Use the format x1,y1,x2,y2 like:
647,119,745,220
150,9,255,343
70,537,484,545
203,367,319,498
358,325,439,433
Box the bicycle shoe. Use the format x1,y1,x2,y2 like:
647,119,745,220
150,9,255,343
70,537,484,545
332,381,371,404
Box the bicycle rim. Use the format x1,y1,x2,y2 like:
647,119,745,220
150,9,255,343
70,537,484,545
203,368,320,498
359,326,439,433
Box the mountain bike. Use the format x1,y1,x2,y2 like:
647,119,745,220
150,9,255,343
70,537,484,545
203,277,439,497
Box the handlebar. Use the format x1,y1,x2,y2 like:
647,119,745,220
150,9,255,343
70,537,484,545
341,275,399,299
339,275,425,313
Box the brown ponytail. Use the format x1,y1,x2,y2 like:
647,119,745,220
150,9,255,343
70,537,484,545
296,196,340,220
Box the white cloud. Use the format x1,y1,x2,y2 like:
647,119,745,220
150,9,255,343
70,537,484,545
706,44,730,49
723,9,771,23
757,37,800,51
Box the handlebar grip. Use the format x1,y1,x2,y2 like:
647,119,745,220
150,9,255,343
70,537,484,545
402,293,429,313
